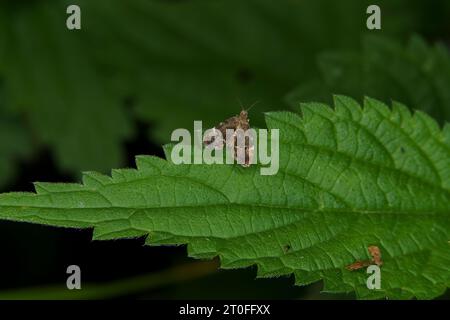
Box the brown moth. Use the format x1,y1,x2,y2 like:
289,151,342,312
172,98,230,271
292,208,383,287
204,108,255,167
346,245,383,271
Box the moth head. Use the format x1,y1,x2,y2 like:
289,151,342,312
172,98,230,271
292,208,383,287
237,99,259,118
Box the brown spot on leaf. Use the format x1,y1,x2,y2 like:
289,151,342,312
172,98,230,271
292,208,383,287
346,245,383,271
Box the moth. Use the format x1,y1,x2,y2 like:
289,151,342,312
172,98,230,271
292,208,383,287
346,245,383,271
203,107,256,167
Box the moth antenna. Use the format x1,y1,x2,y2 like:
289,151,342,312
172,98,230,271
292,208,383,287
236,97,245,111
245,100,260,113
235,98,259,114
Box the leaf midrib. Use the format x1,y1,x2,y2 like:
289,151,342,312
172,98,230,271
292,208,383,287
1,203,449,217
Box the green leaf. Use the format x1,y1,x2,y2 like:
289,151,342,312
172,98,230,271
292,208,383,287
1,96,449,299
287,36,450,123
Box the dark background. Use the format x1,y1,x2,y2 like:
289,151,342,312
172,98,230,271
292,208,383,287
0,0,449,299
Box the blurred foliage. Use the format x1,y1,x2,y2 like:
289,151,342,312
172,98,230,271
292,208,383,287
286,35,450,123
0,108,31,187
0,2,133,175
0,260,219,300
83,0,446,141
0,0,449,186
